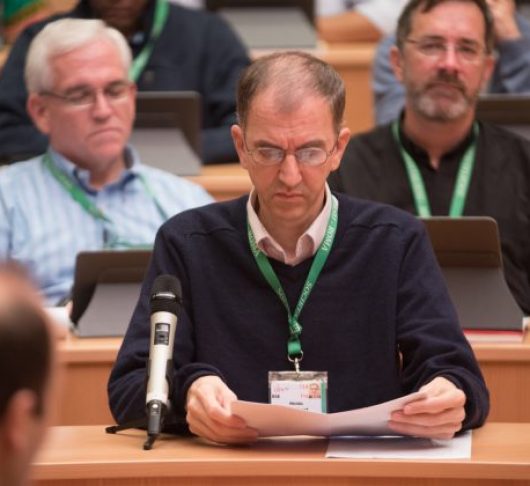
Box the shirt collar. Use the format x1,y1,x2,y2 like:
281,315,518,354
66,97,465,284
247,184,334,266
47,145,140,193
398,112,476,169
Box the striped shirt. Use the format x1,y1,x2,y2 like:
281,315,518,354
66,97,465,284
0,147,213,305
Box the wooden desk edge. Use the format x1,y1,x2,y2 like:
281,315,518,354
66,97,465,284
31,423,530,482
57,334,530,363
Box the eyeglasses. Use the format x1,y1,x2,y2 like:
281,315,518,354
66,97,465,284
244,140,337,167
406,38,486,63
40,80,132,107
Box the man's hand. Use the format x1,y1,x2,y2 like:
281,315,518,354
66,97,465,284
388,377,466,439
186,375,258,444
487,0,521,42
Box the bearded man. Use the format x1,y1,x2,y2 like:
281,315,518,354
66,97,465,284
329,0,530,317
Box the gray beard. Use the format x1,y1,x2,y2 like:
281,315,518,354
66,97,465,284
409,84,478,122
413,93,470,121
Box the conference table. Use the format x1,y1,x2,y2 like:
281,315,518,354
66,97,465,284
55,330,530,427
31,422,530,485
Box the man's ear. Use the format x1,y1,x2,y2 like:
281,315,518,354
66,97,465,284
1,390,39,454
330,126,351,172
27,93,51,135
231,124,248,169
390,45,405,83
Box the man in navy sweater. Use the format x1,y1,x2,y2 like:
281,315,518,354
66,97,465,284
108,51,489,444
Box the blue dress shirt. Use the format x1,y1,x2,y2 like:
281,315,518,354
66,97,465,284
0,147,213,305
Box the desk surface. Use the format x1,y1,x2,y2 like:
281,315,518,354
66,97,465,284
31,423,530,485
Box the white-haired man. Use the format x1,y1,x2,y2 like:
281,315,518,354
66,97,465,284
0,18,213,306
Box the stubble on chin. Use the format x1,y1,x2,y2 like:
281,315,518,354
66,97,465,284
406,71,478,122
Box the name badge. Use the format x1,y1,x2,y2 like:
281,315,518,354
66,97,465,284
268,371,328,413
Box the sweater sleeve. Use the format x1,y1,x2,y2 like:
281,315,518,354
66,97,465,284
107,221,223,432
395,219,490,430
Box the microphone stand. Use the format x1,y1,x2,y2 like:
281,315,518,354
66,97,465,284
108,274,181,450
105,370,173,450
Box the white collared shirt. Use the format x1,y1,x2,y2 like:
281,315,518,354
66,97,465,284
246,184,335,266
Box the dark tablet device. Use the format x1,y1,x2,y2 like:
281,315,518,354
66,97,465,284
420,216,502,267
205,0,316,49
71,250,151,337
134,91,201,155
131,91,202,175
205,0,315,23
420,216,523,331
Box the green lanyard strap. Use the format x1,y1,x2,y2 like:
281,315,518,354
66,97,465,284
129,0,170,82
392,120,479,217
248,196,338,371
43,152,111,222
43,152,169,245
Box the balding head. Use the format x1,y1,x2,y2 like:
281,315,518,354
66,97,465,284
236,51,346,134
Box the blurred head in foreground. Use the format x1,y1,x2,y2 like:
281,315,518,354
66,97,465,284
0,263,56,486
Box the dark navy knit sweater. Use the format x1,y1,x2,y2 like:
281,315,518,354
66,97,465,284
108,193,489,432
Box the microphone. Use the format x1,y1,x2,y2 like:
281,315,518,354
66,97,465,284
145,274,182,448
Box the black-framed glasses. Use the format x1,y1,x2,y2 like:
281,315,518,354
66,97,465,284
244,139,337,167
406,37,486,63
40,80,132,107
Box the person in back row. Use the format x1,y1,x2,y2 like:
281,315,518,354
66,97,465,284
330,0,530,316
373,0,530,124
0,263,56,486
0,18,213,306
0,0,250,164
109,50,488,445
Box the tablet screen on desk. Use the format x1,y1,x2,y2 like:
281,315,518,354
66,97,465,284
132,91,202,176
420,216,502,267
70,250,152,337
419,216,523,331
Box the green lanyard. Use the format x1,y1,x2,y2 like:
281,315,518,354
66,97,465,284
129,0,169,82
392,121,479,217
43,152,168,246
247,196,338,372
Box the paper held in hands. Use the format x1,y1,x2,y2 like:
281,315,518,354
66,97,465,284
231,391,427,437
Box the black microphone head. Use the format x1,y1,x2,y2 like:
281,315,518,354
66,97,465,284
150,274,182,314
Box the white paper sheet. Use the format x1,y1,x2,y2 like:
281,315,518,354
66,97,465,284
231,391,427,437
326,430,472,459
